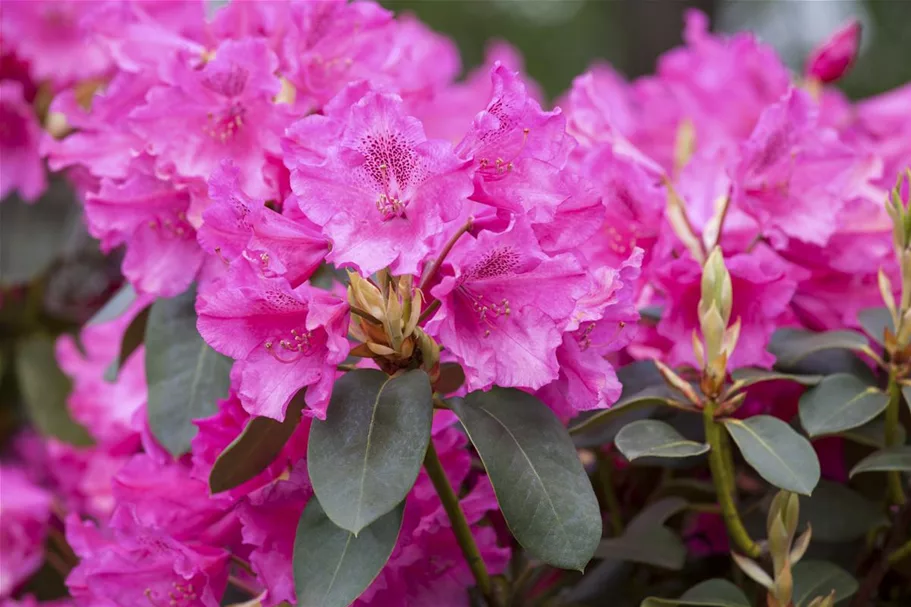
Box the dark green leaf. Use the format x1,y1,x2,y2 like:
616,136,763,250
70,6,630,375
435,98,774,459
768,328,870,368
88,284,137,325
104,305,150,382
450,388,601,570
596,525,685,570
14,335,93,446
641,579,750,607
842,418,905,448
729,368,824,393
209,391,307,494
799,481,885,542
723,416,820,495
792,560,858,606
774,348,877,385
615,420,709,461
0,180,85,286
849,446,911,477
857,307,894,347
293,498,402,607
308,369,432,534
433,362,465,394
799,374,889,437
145,286,232,457
627,497,689,533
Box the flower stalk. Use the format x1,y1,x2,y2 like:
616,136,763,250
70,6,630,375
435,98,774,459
422,440,494,600
885,372,907,506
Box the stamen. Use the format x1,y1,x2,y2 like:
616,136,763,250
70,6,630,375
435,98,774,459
264,329,314,363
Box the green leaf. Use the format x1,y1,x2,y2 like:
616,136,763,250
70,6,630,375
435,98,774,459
902,385,911,416
792,560,858,606
799,374,889,437
308,369,432,534
857,307,894,347
615,419,709,461
209,390,307,494
641,579,750,607
14,335,93,446
293,498,402,607
596,525,686,570
842,418,905,448
145,286,232,457
104,305,150,382
450,388,601,570
722,416,820,495
0,180,85,286
849,446,911,477
729,368,824,393
768,328,870,368
88,284,137,325
799,481,885,543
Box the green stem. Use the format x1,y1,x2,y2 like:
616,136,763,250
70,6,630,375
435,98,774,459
594,449,624,536
886,373,907,506
888,538,911,565
703,401,761,558
423,439,492,598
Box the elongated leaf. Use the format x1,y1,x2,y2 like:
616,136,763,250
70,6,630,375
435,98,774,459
627,497,689,533
616,420,709,461
799,374,889,437
843,418,905,448
146,286,232,456
902,385,911,416
88,284,137,325
308,369,432,534
849,446,911,477
15,335,93,446
209,391,307,493
293,498,402,607
641,579,750,607
596,525,685,570
799,481,885,543
858,307,895,347
723,416,820,495
729,368,824,393
104,305,150,382
792,560,858,606
769,329,870,367
450,388,601,570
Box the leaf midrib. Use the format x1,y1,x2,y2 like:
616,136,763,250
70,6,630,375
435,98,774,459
353,376,393,531
725,418,807,491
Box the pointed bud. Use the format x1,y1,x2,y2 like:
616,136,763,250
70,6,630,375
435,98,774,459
879,268,898,326
665,179,706,265
806,19,861,84
789,525,812,565
654,359,701,406
347,272,385,320
692,330,705,369
673,118,696,176
732,552,774,589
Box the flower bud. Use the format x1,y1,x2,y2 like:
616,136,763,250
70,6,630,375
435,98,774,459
806,19,861,84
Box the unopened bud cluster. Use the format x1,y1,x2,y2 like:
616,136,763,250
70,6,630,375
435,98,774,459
695,248,740,398
882,170,911,359
347,271,440,380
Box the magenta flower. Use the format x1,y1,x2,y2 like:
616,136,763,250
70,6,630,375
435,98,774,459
654,246,801,369
806,19,861,84
65,513,229,607
425,219,588,391
196,263,349,421
198,161,329,288
0,466,52,597
130,37,289,200
733,88,880,248
0,82,46,202
84,166,204,297
0,1,111,87
288,90,471,275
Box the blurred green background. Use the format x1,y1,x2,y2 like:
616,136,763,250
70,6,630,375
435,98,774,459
383,0,911,101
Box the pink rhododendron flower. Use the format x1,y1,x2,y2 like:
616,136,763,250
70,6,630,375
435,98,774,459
0,466,52,597
130,38,288,200
425,218,588,391
0,1,111,86
0,81,46,201
654,246,801,369
288,89,471,275
806,19,861,84
198,161,329,288
65,513,229,607
196,263,349,421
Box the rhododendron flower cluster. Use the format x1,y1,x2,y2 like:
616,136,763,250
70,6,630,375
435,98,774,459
2,1,910,606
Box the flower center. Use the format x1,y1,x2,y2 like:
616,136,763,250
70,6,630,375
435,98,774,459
204,103,246,142
147,211,193,239
144,582,197,607
264,328,314,363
